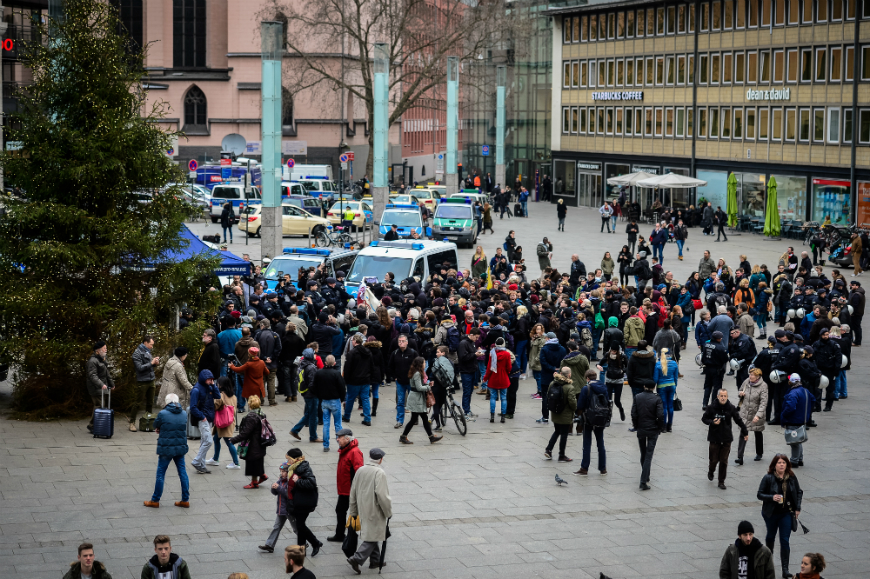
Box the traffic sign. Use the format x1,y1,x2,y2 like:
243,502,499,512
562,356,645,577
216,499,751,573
167,147,174,156
188,159,198,172
286,158,295,168
339,153,349,163
346,151,354,161
481,145,490,156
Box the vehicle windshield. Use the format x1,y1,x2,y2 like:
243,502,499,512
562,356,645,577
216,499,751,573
346,255,412,285
414,190,432,199
382,211,421,227
264,257,323,281
390,196,416,204
436,205,472,219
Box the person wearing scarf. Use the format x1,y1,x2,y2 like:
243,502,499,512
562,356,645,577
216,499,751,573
259,459,302,553
718,520,775,579
794,552,826,579
483,337,513,423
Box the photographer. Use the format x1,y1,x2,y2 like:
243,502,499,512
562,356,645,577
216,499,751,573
702,389,748,490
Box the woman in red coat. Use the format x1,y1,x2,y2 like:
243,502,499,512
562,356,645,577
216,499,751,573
230,347,268,401
483,337,514,424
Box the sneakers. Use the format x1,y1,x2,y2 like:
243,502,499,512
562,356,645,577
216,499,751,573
639,482,651,490
688,325,695,331
205,459,220,466
536,417,549,424
394,422,403,429
520,374,527,380
531,393,542,399
544,450,552,460
259,545,274,553
557,456,573,463
129,423,138,432
227,463,241,469
323,447,331,452
193,464,211,474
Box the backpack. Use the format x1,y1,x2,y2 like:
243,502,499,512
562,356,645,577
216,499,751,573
584,386,613,428
547,379,567,414
260,415,277,447
503,241,510,252
714,293,729,309
445,325,461,353
214,403,234,429
579,327,594,349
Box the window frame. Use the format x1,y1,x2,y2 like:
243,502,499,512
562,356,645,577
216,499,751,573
563,62,571,88
734,107,744,138
722,106,732,138
606,106,615,135
815,47,827,82
862,46,870,80
813,107,825,142
617,58,625,87
774,0,786,24
676,107,686,137
785,107,797,141
635,107,644,136
701,2,711,30
666,107,675,137
678,54,687,84
668,5,677,32
773,50,784,82
758,107,770,140
678,4,688,32
700,53,710,84
827,107,840,143
644,107,654,137
589,59,597,87
749,0,760,26
699,107,708,138
655,107,664,137
723,52,734,83
710,107,720,138
830,46,842,82
581,15,589,41
801,48,813,82
737,0,747,27
748,51,758,83
799,107,811,141
667,55,676,85
746,107,757,140
844,108,853,143
803,0,814,21
735,52,746,83
787,49,798,82
760,50,772,82
711,53,721,85
616,107,624,134
627,11,635,37
817,0,828,22
845,46,854,81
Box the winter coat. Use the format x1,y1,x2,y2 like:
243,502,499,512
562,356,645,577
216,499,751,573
457,336,479,374
337,438,365,496
230,409,267,461
623,316,645,347
539,341,567,375
471,254,488,279
220,204,235,228
310,321,342,355
652,359,679,389
363,340,386,383
695,320,711,347
132,343,156,382
548,374,577,424
561,350,589,391
811,336,842,377
537,242,552,270
197,339,221,379
344,344,374,385
213,393,237,438
527,335,546,371
708,314,735,347
407,371,430,413
781,385,814,426
601,327,624,351
148,403,189,462
63,561,113,579
86,353,115,397
257,328,282,371
483,348,513,390
189,370,219,423
736,312,755,336
577,379,608,416
313,365,346,400
758,473,803,517
698,257,716,280
601,257,615,275
631,389,665,435
141,554,193,579
230,357,269,401
234,335,260,365
719,538,776,579
738,377,768,432
348,460,393,542
652,329,681,358
733,287,756,309
387,346,418,384
650,228,669,246
157,355,194,409
626,347,656,388
702,399,748,444
272,477,293,516
290,460,319,513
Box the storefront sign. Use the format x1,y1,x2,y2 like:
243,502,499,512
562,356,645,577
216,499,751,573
591,91,644,101
633,165,659,174
746,88,790,101
577,162,601,171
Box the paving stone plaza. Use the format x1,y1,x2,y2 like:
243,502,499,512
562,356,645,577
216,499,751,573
2,205,867,579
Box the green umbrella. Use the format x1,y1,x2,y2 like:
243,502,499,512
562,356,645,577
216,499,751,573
764,176,782,238
726,173,739,227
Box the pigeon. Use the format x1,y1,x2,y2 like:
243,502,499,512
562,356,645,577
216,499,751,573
555,474,567,486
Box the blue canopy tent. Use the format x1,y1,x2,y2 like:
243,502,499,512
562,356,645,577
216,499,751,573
159,224,251,277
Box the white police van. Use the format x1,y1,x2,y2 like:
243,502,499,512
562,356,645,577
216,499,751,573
344,239,458,289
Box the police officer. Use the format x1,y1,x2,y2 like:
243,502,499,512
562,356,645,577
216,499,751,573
728,327,757,389
797,346,823,417
342,204,356,231
702,331,729,410
305,280,327,315
813,327,842,412
785,286,806,327
321,277,341,309
751,335,781,422
769,329,804,424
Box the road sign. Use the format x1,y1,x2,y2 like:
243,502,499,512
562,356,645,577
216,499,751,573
436,153,444,173
481,145,490,156
245,141,262,155
282,141,307,155
167,147,174,156
286,158,295,168
341,162,348,170
220,158,232,166
339,153,349,163
221,167,232,180
188,159,198,172
346,151,355,161
188,171,197,180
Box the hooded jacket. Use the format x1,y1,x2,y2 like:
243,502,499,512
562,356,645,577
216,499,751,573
153,402,189,457
539,340,567,375
626,348,656,388
132,343,156,382
189,370,220,424
718,537,776,579
141,553,191,579
548,373,577,424
781,384,814,426
561,350,590,391
363,340,386,383
344,343,374,385
623,315,645,347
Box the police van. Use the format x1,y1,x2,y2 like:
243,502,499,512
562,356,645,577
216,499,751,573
344,240,459,289
432,197,477,247
377,204,426,239
262,248,359,290
209,184,262,222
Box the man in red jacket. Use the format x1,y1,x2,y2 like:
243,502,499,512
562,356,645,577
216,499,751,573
327,428,365,543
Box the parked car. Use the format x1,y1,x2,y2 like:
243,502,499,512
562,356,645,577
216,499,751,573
238,201,330,238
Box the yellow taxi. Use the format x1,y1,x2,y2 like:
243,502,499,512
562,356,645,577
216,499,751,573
411,186,442,211
388,194,420,206
326,200,374,229
238,202,331,237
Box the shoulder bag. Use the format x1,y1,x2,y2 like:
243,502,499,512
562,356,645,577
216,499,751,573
785,479,810,534
783,391,809,445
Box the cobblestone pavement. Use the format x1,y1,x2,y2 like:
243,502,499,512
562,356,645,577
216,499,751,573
3,206,867,579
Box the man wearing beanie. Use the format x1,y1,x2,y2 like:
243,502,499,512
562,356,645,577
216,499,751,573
719,520,775,579
86,340,115,432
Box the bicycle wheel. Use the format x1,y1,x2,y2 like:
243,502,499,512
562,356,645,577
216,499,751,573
449,402,467,436
339,233,355,245
314,231,331,247
440,398,448,424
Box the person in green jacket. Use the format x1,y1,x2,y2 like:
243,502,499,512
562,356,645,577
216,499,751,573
600,251,616,281
140,536,192,579
64,543,112,579
527,324,547,397
544,367,577,462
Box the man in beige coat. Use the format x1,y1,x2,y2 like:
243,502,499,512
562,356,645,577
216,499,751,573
347,448,393,574
157,348,194,409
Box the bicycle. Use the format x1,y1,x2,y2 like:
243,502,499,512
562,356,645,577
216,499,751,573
436,385,467,436
314,224,354,248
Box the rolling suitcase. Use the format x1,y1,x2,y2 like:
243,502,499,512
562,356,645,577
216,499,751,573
514,203,523,217
186,407,201,440
92,389,114,439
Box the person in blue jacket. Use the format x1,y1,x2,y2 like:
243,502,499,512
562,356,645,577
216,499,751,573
781,374,815,467
537,332,567,424
649,223,669,264
189,370,220,474
653,348,680,431
144,394,190,508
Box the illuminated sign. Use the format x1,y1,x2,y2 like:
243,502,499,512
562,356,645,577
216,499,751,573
591,91,644,101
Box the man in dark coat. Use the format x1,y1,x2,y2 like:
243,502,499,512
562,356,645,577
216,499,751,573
86,340,114,432
144,395,190,507
718,521,776,579
701,389,748,489
631,380,664,490
197,329,221,386
702,331,729,409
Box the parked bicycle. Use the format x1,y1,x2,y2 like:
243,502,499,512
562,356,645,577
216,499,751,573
314,224,354,248
438,383,467,436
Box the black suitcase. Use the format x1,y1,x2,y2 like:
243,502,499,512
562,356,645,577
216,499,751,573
92,389,115,439
514,203,523,217
203,234,221,244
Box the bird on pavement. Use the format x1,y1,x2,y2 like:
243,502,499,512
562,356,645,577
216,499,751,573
555,474,567,486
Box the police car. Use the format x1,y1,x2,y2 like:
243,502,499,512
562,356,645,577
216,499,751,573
378,204,426,239
344,239,459,289
262,248,359,290
432,197,477,247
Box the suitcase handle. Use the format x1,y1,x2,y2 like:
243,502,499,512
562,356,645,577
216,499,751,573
101,388,111,409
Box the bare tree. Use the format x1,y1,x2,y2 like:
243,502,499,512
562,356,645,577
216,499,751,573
261,0,532,177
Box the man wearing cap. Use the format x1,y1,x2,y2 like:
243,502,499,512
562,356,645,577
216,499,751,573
719,520,776,579
347,448,392,573
86,340,115,432
217,317,242,377
728,327,757,388
383,223,399,241
328,428,364,543
701,331,729,410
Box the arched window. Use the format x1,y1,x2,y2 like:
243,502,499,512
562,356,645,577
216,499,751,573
282,87,293,126
183,86,207,128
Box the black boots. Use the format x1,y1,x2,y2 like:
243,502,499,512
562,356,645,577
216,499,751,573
372,398,378,417
500,414,506,423
780,547,790,578
490,412,495,423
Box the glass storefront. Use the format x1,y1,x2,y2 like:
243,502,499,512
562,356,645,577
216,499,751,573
605,163,630,202
738,173,766,217
856,182,870,229
664,166,691,208
812,178,851,224
770,175,807,221
633,164,660,209
553,160,577,205
696,169,729,212
577,161,602,207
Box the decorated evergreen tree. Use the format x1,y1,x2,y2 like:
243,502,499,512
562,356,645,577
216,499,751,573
0,0,219,417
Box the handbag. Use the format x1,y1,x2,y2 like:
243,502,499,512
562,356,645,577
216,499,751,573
237,440,249,459
672,396,683,411
785,480,810,534
692,299,703,311
425,389,436,408
783,391,809,445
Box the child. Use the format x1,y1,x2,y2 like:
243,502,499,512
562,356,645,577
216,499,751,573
258,460,298,553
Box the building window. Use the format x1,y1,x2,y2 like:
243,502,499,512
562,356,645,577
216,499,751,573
787,49,798,82
747,107,756,139
173,0,207,68
606,13,614,38
627,11,635,37
618,11,626,37
713,0,722,28
816,47,827,81
749,0,760,26
702,2,710,30
645,108,654,136
736,52,746,82
573,17,581,41
748,52,758,83
183,85,207,128
679,4,687,31
657,6,665,33
734,108,744,138
607,59,615,86
813,108,825,141
635,108,643,136
627,59,635,85
590,15,597,40
625,107,634,134
666,56,676,84
688,107,694,135
564,18,571,42
774,50,784,82
282,88,293,126
762,0,772,24
656,56,665,85
775,0,786,23
710,107,720,137
862,46,870,80
689,55,696,83
563,62,571,88
712,53,721,84
700,54,709,83
645,57,654,85
677,55,687,84
699,108,708,137
636,9,644,36
789,0,800,22
760,50,771,82
111,0,144,53
723,53,733,83
601,13,608,38
655,107,663,136
773,109,783,142
589,60,596,87
803,0,814,21
562,107,570,133
665,107,675,136
786,108,796,140
725,0,735,27
817,0,828,21
801,49,812,81
581,61,588,86
846,46,854,81
758,107,769,140
616,107,624,134
605,107,613,134
828,108,840,142
722,107,732,137
859,109,870,143
833,0,843,19
635,58,644,86
844,109,853,142
737,0,747,27
799,108,811,141
597,108,605,134
573,61,581,88
617,59,625,86
676,108,686,137
599,61,606,86
830,47,842,82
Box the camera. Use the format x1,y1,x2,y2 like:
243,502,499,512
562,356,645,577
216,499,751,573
715,414,726,420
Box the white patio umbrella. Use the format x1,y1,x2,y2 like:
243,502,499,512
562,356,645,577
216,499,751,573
636,172,708,189
606,171,657,187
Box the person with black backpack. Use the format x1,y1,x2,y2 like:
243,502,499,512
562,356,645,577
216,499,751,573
574,369,611,476
543,367,576,462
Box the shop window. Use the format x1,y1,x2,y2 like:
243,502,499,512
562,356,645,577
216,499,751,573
789,0,800,22
655,107,664,136
636,9,644,36
678,5,687,31
699,108,708,137
759,108,770,140
817,0,828,21
787,49,798,82
677,55,687,84
799,108,811,141
606,107,614,134
772,175,808,221
813,108,825,141
816,48,827,82
773,108,783,140
563,62,571,88
734,108,744,138
627,60,635,85
860,109,870,144
830,47,842,82
689,4,696,31
700,54,709,83
713,0,722,28
617,59,625,86
725,0,735,26
710,108,720,138
616,108,624,134
676,108,686,137
657,7,665,34
775,0,786,23
786,108,797,140
803,0,814,21
760,51,772,82
845,47,854,81
582,16,589,41
635,108,643,136
736,52,746,83
627,11,635,37
748,52,758,83
801,49,812,82
607,59,615,86
626,107,634,134
590,15,598,40
737,0,747,27
723,53,733,83
747,107,756,139
844,109,853,143
762,0,772,24
722,107,732,137
832,0,843,19
599,61,606,86
828,108,840,142
689,55,695,83
618,12,626,37
666,108,675,137
562,108,570,134
863,47,870,80
645,108,654,136
774,51,784,82
702,2,710,30
668,6,676,32
712,54,721,84
749,0,760,25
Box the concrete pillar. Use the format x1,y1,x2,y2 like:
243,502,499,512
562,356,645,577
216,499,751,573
495,65,506,194
446,57,459,196
372,43,389,222
260,21,283,261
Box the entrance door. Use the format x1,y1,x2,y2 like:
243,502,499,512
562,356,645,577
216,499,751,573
578,172,602,207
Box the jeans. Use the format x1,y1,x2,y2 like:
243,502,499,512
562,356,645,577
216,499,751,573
234,374,246,412
755,314,767,330
637,433,658,484
834,372,848,398
222,226,233,243
762,511,793,562
344,384,371,422
152,455,190,502
478,361,488,389
212,434,239,465
546,423,571,457
521,201,528,216
675,239,684,257
658,386,675,426
291,397,320,440
395,382,411,424
611,215,618,231
558,217,565,230
515,340,529,374
625,347,636,360
460,373,475,414
789,440,804,463
371,383,380,400
192,420,213,468
652,243,664,263
590,328,601,360
489,387,507,414
601,217,611,232
321,398,343,449
266,514,298,549
533,370,542,394
581,423,606,471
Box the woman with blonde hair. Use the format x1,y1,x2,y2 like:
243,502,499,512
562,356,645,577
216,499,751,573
229,395,269,489
652,348,679,432
556,198,567,231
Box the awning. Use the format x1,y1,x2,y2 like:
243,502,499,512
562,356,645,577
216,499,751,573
636,172,708,189
158,224,251,277
606,171,657,187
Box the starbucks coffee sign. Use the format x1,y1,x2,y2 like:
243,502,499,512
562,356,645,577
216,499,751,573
746,88,790,101
592,91,644,101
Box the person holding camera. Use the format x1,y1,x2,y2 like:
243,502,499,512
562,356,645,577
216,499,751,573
702,388,748,490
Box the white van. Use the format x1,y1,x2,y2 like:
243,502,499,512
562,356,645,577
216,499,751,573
283,164,334,182
344,239,459,289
